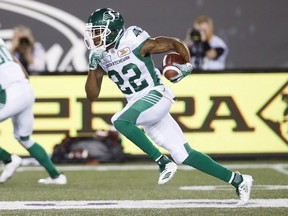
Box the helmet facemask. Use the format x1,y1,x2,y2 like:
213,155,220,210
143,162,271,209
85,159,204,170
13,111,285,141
84,23,110,52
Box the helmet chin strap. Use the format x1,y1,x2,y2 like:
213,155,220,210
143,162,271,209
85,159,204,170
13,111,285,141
101,20,110,49
105,28,124,49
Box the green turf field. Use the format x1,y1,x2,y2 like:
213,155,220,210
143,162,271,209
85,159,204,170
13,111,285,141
0,160,287,216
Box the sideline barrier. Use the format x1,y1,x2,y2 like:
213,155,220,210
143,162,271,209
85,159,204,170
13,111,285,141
0,73,287,156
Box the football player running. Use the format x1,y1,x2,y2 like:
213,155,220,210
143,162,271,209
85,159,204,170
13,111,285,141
0,37,67,185
84,8,253,206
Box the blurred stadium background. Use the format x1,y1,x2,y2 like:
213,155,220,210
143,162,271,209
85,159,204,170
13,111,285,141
0,0,287,159
0,0,287,214
1,0,288,71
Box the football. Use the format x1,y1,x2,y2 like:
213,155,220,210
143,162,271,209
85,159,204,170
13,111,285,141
162,52,185,81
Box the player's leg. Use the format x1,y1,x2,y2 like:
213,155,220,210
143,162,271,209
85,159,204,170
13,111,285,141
0,147,11,162
0,147,22,183
0,86,24,183
112,89,169,161
135,95,178,185
19,138,67,185
145,113,242,180
11,83,66,184
145,113,253,205
113,87,178,184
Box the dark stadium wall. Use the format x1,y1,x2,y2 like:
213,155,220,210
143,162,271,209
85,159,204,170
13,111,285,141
0,0,287,72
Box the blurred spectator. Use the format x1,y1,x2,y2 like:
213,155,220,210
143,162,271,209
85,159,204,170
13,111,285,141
94,125,122,147
185,16,228,70
10,25,46,73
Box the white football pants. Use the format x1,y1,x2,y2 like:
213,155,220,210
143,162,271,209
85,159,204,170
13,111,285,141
112,86,189,163
0,81,35,142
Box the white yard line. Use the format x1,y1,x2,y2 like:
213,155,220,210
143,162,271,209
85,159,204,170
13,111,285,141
273,164,288,175
0,199,287,210
180,185,288,191
6,163,287,175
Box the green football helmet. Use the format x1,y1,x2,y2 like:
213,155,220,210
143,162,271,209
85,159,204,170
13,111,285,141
84,8,125,51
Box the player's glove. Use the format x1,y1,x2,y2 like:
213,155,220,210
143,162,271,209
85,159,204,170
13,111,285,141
88,49,108,70
170,62,193,83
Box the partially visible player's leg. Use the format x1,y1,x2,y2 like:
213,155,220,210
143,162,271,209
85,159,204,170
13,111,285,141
12,84,66,184
113,119,161,161
113,90,168,161
182,147,233,182
0,83,26,183
113,88,177,184
144,113,188,163
0,148,22,183
24,139,60,177
15,136,67,184
145,112,235,182
183,148,253,205
134,88,178,184
0,83,29,122
0,147,12,162
145,113,253,205
14,128,67,184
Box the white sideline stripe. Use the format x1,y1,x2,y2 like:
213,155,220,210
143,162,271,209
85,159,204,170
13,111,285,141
5,163,287,174
0,199,287,209
273,164,288,175
180,185,288,191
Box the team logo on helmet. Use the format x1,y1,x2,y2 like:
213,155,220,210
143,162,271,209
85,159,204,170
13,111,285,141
103,11,120,22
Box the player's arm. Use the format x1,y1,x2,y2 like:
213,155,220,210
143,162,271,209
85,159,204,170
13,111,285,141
85,67,105,101
141,36,193,83
140,36,191,63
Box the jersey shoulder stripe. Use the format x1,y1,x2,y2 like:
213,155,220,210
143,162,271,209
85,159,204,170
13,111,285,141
118,26,150,50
